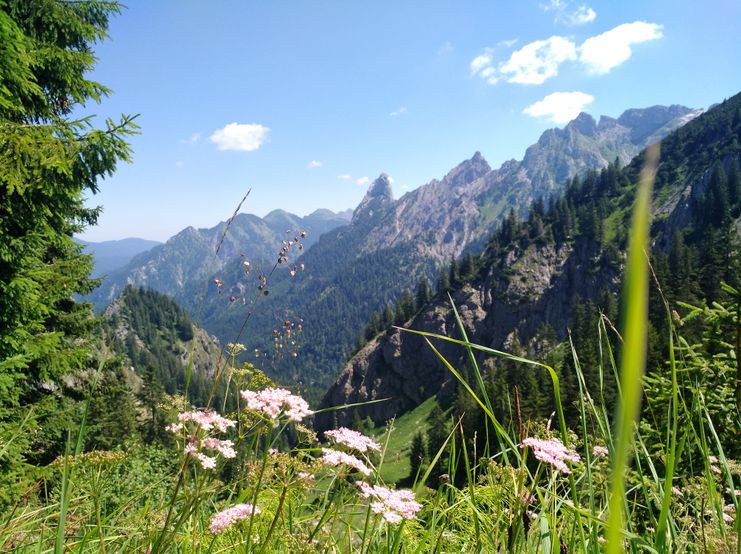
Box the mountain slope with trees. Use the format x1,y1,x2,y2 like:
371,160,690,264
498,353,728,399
87,208,352,311
200,105,700,393
319,91,741,432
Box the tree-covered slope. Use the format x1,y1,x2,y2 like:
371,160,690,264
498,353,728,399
319,92,741,430
102,285,221,407
202,106,699,394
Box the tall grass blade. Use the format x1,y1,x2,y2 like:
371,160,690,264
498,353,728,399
606,143,659,553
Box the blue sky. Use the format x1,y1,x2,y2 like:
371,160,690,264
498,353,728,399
79,0,741,242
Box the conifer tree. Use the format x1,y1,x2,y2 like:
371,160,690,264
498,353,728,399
415,276,432,311
0,0,136,495
408,431,426,482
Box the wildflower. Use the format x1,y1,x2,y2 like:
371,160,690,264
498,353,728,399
240,387,313,421
325,427,381,453
298,471,315,484
202,438,237,459
725,487,741,497
522,437,581,474
671,486,682,496
709,455,722,475
592,445,609,458
227,342,246,355
165,422,183,433
356,481,422,524
519,490,536,505
209,503,261,534
195,453,217,470
320,448,371,475
723,504,735,525
177,410,236,433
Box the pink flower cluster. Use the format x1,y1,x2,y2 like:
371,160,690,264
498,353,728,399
356,482,422,524
325,427,380,453
240,387,313,421
169,410,236,433
209,503,261,534
320,448,371,476
202,437,237,459
592,445,609,458
523,437,581,474
167,410,237,470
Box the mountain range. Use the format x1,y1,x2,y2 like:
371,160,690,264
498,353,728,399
318,93,741,429
76,237,162,277
90,104,701,396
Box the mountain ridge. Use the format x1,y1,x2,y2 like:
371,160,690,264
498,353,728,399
317,94,739,430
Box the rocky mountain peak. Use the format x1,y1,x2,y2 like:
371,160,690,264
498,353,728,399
566,112,598,137
353,174,395,222
366,173,394,199
617,104,696,143
441,151,491,189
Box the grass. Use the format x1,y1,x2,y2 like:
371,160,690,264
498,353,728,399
1,149,740,552
369,396,439,484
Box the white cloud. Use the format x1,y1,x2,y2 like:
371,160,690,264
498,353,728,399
567,6,596,25
470,52,493,75
523,91,595,123
390,106,408,117
209,123,269,152
181,132,201,145
500,36,577,84
356,176,370,186
541,0,596,26
337,174,352,181
579,22,663,74
308,160,322,168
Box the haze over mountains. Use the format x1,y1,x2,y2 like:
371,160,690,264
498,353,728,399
87,208,352,308
77,237,162,277
89,104,701,394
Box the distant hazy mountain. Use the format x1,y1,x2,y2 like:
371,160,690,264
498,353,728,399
77,237,162,277
87,208,352,311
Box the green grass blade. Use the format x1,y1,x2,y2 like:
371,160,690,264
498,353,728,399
606,143,659,553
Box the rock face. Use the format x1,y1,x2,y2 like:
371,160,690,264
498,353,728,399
316,239,616,430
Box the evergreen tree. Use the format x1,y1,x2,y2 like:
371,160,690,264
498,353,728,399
459,252,476,282
139,364,166,443
0,0,135,498
425,403,449,483
415,276,432,310
408,431,426,482
448,257,461,288
394,290,415,324
437,263,451,294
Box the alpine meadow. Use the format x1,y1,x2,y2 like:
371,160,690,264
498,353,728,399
2,1,741,553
